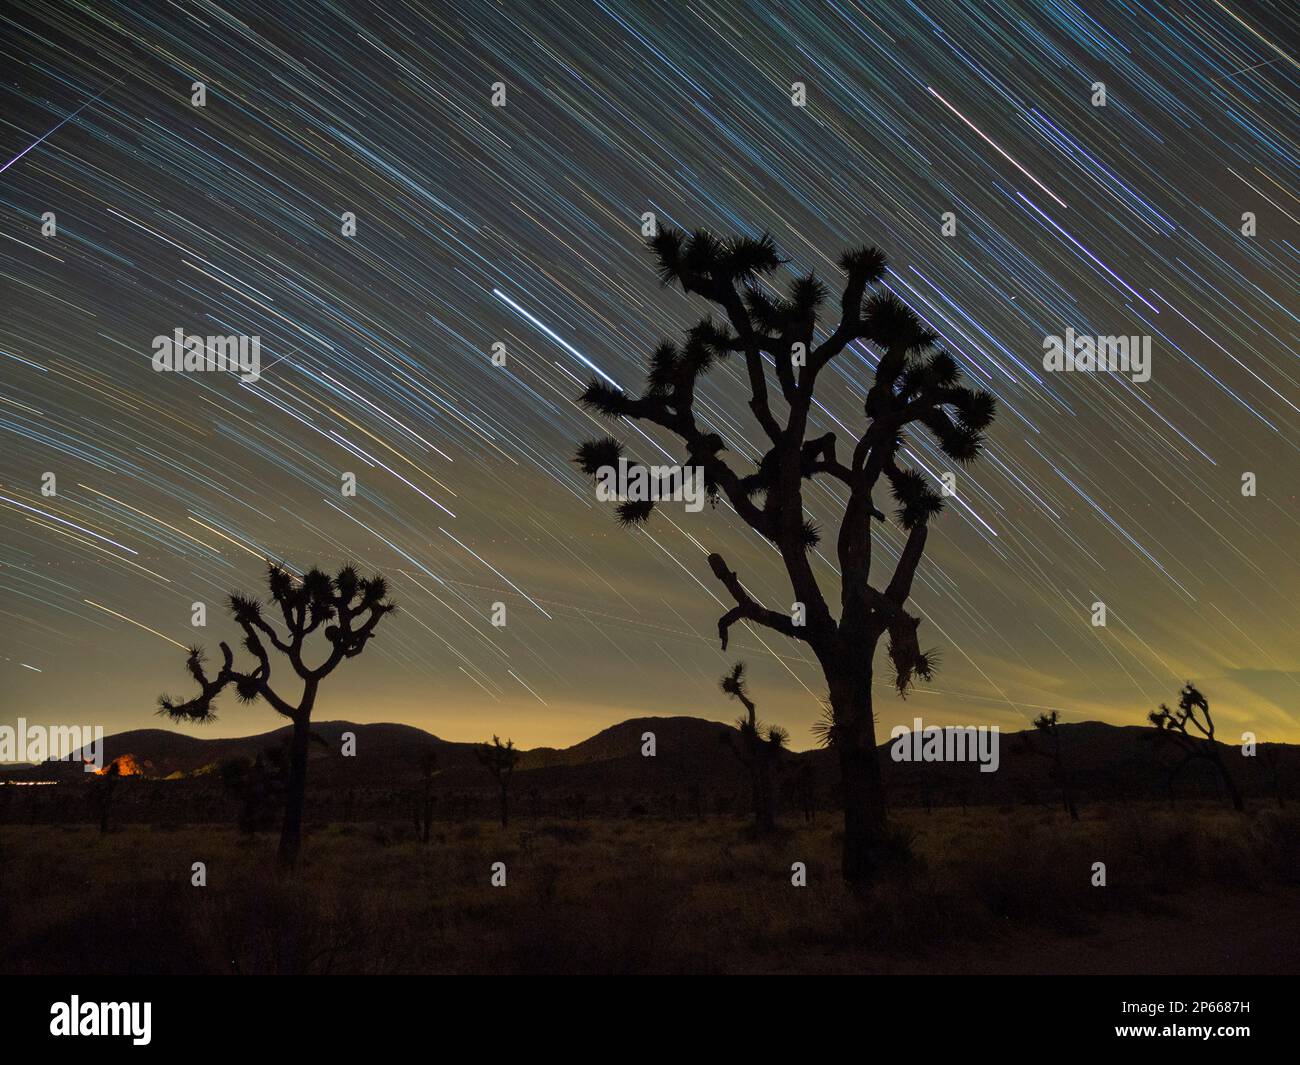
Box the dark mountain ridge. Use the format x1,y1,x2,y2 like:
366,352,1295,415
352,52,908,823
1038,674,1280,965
3,716,1294,814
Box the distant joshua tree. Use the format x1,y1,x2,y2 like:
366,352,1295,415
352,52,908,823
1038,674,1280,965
1031,710,1080,822
574,228,996,884
157,562,396,867
477,735,520,827
1149,683,1243,812
720,662,788,833
414,749,439,843
93,760,121,834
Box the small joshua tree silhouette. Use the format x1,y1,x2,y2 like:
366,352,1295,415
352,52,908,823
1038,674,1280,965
413,748,439,843
93,760,121,834
719,662,788,833
1149,683,1243,812
1029,710,1080,822
573,227,997,883
157,561,396,866
477,735,520,828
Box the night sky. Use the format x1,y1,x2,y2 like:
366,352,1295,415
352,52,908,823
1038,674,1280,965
1,0,1296,750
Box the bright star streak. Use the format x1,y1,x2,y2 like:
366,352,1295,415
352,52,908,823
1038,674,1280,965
926,86,1067,209
493,288,623,390
0,87,109,175
440,527,554,619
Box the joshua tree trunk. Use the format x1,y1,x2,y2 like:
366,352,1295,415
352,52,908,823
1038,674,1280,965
739,727,776,833
279,706,313,867
830,666,887,885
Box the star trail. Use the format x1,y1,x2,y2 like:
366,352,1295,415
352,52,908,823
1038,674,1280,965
0,0,1296,748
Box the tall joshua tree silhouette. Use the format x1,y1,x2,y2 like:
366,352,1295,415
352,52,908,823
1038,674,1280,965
720,661,787,833
1149,682,1243,812
477,735,520,828
158,562,396,866
574,227,995,884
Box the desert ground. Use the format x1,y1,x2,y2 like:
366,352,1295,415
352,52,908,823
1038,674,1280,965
3,803,1297,975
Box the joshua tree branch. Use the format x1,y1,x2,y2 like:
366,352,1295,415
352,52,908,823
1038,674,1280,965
711,282,783,445
885,522,929,605
707,552,803,649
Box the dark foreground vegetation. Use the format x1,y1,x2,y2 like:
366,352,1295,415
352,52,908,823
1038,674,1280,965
3,804,1298,975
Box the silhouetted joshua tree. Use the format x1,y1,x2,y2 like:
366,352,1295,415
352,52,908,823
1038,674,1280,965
93,760,121,834
1030,710,1080,822
157,562,396,866
1149,683,1243,812
719,662,787,833
413,748,439,843
476,735,520,828
574,228,995,884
